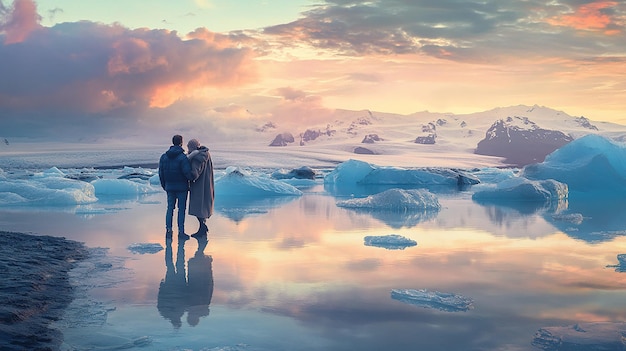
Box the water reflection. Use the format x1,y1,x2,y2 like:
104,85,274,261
344,208,439,229
214,196,299,223
544,197,626,243
157,236,214,328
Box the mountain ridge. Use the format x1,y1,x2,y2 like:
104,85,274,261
260,104,626,167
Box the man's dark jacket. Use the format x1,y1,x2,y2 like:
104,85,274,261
159,145,193,192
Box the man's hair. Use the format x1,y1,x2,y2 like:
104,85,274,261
172,135,183,146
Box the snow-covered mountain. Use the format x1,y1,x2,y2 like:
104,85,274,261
259,104,626,167
3,104,625,170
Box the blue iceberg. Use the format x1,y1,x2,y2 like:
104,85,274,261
391,288,474,312
364,234,417,250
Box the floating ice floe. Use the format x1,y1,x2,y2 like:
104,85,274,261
0,176,98,206
523,134,626,198
472,177,568,202
337,188,441,211
364,234,417,250
91,179,160,196
127,243,164,254
391,288,474,312
215,167,303,198
532,322,626,351
324,159,479,187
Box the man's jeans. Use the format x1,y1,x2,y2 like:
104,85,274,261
166,190,188,233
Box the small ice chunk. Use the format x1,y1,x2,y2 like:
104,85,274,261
532,322,626,351
551,213,584,225
364,234,417,250
127,243,164,254
337,188,441,211
391,288,474,312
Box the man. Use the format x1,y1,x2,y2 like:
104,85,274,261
159,135,194,239
186,138,214,238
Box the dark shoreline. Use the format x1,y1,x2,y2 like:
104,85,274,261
0,231,88,351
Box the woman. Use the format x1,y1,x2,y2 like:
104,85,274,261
186,138,214,237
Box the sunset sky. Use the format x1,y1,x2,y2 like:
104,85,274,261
1,0,625,140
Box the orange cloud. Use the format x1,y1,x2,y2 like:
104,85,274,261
547,1,622,35
0,0,42,44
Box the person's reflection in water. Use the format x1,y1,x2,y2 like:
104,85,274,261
186,235,214,327
157,236,214,328
157,238,188,328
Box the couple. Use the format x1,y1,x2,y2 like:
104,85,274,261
158,134,215,240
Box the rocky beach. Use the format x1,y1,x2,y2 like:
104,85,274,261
0,231,87,351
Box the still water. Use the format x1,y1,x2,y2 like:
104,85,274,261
2,179,626,351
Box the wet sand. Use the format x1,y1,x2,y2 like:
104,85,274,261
0,231,88,351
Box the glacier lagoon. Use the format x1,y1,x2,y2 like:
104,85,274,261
2,136,626,350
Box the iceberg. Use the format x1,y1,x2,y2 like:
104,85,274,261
391,288,474,312
522,134,626,197
364,234,417,250
0,177,98,206
532,322,626,351
337,188,441,211
215,167,303,198
472,177,568,202
91,179,160,196
324,159,479,188
324,159,375,185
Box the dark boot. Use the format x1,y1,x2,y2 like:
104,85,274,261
192,220,208,238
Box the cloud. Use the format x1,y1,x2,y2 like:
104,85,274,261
276,86,308,101
0,5,261,138
262,0,626,62
0,0,42,44
546,1,623,34
270,87,333,127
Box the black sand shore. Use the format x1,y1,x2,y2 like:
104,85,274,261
0,231,88,351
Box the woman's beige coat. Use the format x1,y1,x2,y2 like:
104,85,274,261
187,146,214,219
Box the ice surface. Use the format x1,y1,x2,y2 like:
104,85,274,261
364,234,417,250
127,243,164,254
8,133,624,213
472,177,568,202
324,159,479,187
391,288,474,312
337,188,441,211
0,174,98,206
523,134,626,197
532,322,626,350
92,179,160,196
215,167,303,198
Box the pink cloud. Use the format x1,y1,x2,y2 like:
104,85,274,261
269,87,333,127
0,0,42,44
547,1,622,35
0,21,259,115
